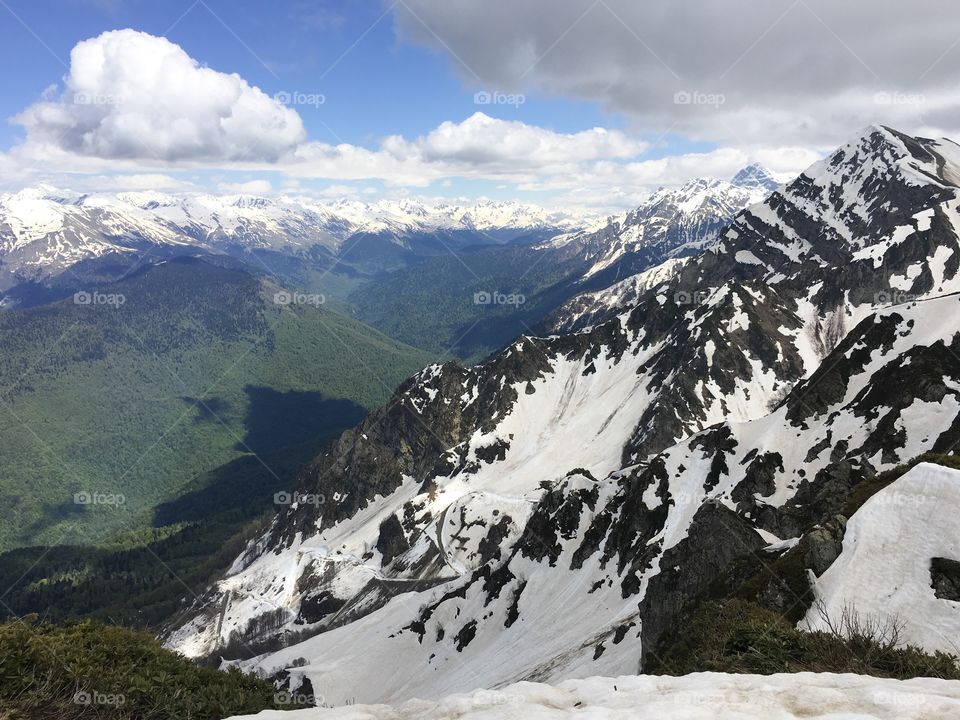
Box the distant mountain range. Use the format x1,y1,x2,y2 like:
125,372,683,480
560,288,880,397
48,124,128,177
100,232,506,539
0,166,780,363
540,162,779,288
0,189,591,304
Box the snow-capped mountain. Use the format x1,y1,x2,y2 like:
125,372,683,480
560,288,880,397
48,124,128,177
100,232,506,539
166,126,960,706
0,189,590,293
730,162,781,193
539,166,776,295
542,256,689,334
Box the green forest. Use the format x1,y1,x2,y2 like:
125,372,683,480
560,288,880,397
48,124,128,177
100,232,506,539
0,257,433,550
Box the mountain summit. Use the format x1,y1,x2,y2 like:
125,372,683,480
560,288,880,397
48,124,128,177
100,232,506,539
731,162,780,192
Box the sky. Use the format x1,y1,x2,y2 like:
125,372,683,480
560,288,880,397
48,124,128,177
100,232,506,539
0,0,958,209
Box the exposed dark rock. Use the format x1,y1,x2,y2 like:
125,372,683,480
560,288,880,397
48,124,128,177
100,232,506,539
296,591,346,625
376,514,409,567
638,501,766,669
931,557,960,601
454,620,477,651
804,515,848,576
732,452,782,515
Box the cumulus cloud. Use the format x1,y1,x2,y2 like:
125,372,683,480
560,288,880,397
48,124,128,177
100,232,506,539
13,29,305,162
391,0,960,147
288,112,650,185
382,113,646,166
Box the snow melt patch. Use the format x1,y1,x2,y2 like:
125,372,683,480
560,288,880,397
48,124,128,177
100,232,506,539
803,462,960,657
228,672,960,719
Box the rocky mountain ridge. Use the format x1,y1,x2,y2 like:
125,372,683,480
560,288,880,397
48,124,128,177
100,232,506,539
164,126,960,706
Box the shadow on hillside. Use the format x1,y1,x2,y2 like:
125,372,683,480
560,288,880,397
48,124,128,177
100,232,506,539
239,386,366,457
152,386,366,527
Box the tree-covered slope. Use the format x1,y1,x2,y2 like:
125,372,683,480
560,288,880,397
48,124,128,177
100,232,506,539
0,256,433,550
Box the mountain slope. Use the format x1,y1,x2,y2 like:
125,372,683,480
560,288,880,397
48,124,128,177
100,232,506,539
542,256,689,334
165,126,960,705
0,256,433,550
802,461,960,656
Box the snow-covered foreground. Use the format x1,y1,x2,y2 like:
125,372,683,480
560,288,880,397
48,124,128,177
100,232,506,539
803,463,960,656
228,673,960,719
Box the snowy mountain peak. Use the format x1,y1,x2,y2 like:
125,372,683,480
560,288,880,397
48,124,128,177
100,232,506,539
731,163,779,192
801,124,959,196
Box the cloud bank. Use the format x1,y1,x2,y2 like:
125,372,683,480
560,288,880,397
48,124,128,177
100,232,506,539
391,0,960,147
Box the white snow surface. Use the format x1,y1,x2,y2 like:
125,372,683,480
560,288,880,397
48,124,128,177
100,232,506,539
547,257,688,332
803,462,960,656
227,673,960,719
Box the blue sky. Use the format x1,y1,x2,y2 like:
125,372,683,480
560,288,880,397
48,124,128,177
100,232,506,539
0,0,619,147
0,0,953,207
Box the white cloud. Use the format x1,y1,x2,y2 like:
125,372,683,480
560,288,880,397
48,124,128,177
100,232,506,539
218,179,273,195
13,29,305,162
288,112,649,186
383,113,646,166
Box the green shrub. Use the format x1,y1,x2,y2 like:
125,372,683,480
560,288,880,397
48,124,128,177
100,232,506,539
841,452,960,518
0,617,295,719
650,599,960,680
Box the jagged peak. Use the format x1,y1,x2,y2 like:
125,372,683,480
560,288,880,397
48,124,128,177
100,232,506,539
730,163,779,192
801,124,918,186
